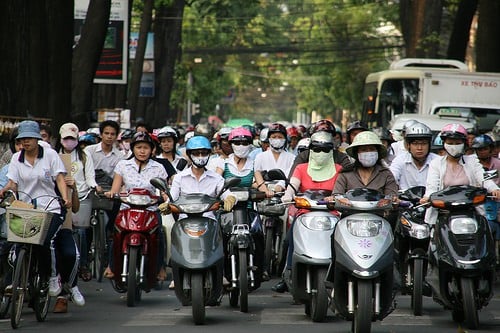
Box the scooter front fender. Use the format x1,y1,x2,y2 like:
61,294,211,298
170,216,224,269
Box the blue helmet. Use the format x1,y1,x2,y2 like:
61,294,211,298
186,135,211,151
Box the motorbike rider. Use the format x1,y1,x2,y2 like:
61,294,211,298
472,134,500,185
332,130,398,205
390,122,438,191
272,131,343,293
156,125,189,172
391,120,419,158
286,126,301,155
103,131,169,281
254,123,296,197
207,127,233,171
289,119,353,179
161,135,237,288
117,128,135,158
420,123,500,224
214,127,266,288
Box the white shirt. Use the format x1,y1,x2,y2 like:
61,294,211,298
7,146,66,213
254,149,295,187
390,152,438,190
390,140,407,157
170,167,227,219
84,142,124,178
215,154,254,178
114,158,168,194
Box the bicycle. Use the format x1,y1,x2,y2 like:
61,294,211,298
0,191,16,318
5,191,64,329
88,189,113,282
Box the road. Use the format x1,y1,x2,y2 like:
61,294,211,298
1,276,500,332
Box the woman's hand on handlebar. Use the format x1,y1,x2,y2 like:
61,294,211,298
491,189,500,200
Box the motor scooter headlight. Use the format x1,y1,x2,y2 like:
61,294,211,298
346,219,382,237
178,203,212,214
125,194,155,205
183,221,208,237
300,215,337,230
450,217,477,234
409,223,430,239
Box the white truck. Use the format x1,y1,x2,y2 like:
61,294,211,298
361,58,500,132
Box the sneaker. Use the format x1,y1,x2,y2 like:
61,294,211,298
4,284,12,296
53,297,68,313
168,280,175,290
49,276,62,297
70,286,85,306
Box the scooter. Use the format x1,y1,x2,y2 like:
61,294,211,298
255,173,287,277
109,181,164,307
326,188,395,333
223,184,266,313
426,185,496,330
483,170,500,267
157,177,239,325
394,186,430,316
285,189,338,322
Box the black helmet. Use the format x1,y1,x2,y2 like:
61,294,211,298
119,129,135,141
267,123,287,138
131,131,155,150
346,120,368,144
308,119,335,136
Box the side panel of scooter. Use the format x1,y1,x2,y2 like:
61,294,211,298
170,217,224,269
293,211,336,261
334,213,393,272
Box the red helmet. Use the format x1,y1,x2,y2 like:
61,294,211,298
440,123,467,141
286,126,300,139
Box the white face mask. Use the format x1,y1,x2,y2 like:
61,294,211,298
358,151,378,167
232,144,251,158
269,138,286,151
444,143,464,158
190,155,209,168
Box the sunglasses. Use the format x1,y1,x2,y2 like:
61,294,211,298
190,150,210,157
232,141,250,146
311,146,332,153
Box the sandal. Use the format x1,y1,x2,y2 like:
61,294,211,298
103,267,114,279
79,266,92,282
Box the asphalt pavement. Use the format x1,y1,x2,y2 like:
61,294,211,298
1,275,500,332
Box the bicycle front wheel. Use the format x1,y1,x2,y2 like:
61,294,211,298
11,247,29,329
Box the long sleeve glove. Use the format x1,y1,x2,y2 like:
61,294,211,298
158,202,171,215
223,195,237,212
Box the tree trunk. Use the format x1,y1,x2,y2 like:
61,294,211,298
476,0,500,72
447,0,478,61
153,0,185,126
129,0,154,120
72,0,112,130
0,1,72,130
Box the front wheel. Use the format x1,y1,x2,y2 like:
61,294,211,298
411,258,424,316
32,273,50,322
461,277,479,329
352,280,372,333
311,267,328,322
191,272,205,325
239,249,248,313
11,248,28,329
264,227,274,275
126,247,141,307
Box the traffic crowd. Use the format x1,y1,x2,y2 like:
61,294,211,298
0,117,499,315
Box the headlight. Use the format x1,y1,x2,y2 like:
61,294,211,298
124,194,154,205
300,215,337,230
183,221,208,237
346,219,382,237
232,191,249,201
450,217,477,234
409,223,430,239
178,203,212,214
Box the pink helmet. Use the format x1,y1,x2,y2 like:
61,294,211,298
228,127,252,142
440,123,467,141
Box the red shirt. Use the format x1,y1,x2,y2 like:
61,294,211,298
292,162,343,192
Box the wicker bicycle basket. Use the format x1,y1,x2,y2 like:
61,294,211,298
6,207,53,245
